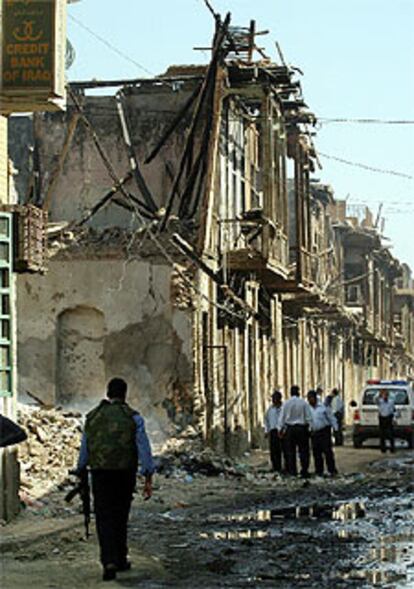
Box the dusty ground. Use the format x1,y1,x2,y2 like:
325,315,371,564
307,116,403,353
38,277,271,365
1,440,414,589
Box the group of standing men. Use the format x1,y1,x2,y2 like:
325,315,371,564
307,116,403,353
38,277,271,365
264,386,344,478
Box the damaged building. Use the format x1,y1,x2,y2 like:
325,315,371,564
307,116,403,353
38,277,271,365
8,17,414,453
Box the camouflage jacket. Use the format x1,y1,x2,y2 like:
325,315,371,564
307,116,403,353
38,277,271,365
85,399,138,470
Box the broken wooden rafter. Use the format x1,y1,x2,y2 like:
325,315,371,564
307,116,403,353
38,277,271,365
116,92,158,213
144,82,202,165
75,171,132,226
43,112,80,210
160,13,231,232
178,78,216,220
68,89,157,225
75,171,153,227
69,76,204,91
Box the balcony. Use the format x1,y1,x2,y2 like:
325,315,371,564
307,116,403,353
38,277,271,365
219,209,289,280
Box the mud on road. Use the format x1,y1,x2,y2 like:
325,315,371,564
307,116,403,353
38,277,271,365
2,450,414,588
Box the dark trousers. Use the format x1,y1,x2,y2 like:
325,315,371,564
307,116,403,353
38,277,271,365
91,469,136,567
333,413,344,446
379,416,395,453
269,429,287,472
312,426,337,475
285,425,310,476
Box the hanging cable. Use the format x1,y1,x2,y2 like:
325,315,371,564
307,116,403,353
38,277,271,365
319,117,414,125
68,14,154,77
317,151,413,180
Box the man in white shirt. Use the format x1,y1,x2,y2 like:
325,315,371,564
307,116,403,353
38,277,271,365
264,390,286,473
331,388,345,446
278,385,313,477
376,389,396,453
307,390,338,477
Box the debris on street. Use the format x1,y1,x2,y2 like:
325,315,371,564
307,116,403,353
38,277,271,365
17,404,82,501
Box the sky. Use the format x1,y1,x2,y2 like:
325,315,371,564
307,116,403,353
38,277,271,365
66,0,414,271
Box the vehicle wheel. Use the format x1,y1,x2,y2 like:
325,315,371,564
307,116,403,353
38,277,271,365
408,435,414,450
353,438,362,449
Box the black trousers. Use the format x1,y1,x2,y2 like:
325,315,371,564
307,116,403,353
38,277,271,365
269,429,287,472
333,412,344,446
311,426,337,475
285,425,310,476
91,469,136,567
379,416,395,452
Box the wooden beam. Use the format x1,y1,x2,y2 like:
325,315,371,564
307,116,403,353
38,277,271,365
42,112,80,210
116,93,158,213
144,83,202,165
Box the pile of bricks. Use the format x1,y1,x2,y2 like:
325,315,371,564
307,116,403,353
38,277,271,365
17,404,83,499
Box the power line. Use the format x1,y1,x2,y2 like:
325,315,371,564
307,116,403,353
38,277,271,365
317,151,413,180
68,14,154,77
319,118,414,125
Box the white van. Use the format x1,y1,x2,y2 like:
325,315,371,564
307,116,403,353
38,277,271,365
352,380,414,449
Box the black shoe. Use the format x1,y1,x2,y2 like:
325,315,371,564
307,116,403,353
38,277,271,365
103,565,117,582
117,560,132,572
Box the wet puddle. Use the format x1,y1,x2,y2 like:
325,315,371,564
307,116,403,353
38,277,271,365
201,500,366,541
357,534,414,588
199,501,414,587
200,529,270,540
258,500,366,522
344,569,408,586
205,500,365,526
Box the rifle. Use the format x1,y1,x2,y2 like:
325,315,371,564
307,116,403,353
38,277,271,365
65,469,91,539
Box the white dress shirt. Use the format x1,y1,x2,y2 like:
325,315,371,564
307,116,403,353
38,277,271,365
309,402,338,432
331,396,344,414
279,396,313,429
376,397,395,417
264,405,282,433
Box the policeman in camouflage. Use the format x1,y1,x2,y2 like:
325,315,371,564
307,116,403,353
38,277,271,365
85,399,138,470
77,378,155,582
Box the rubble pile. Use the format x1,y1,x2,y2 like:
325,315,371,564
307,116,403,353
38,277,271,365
157,427,249,478
18,404,83,499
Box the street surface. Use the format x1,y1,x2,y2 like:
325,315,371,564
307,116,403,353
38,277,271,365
1,442,414,588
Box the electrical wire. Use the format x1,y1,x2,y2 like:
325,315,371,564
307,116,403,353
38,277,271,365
319,118,414,125
68,14,155,77
317,151,413,180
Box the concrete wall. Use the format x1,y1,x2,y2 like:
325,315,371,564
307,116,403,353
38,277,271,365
17,255,193,444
